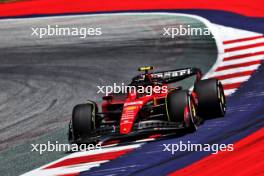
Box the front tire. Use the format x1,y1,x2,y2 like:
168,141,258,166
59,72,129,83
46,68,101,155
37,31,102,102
71,101,98,142
166,90,198,132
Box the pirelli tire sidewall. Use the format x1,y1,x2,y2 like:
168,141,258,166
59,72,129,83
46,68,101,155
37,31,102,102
194,78,226,118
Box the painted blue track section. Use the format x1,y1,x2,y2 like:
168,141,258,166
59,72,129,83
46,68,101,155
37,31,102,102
80,62,264,176
81,11,264,176
170,10,264,33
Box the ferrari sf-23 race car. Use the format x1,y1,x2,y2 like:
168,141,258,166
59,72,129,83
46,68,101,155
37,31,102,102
68,66,226,144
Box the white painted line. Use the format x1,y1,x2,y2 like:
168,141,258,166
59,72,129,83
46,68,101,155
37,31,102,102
219,55,263,66
216,61,261,72
65,144,141,159
224,89,237,95
211,64,260,77
220,76,250,85
21,144,142,176
223,37,264,48
23,161,107,176
203,24,262,80
211,24,260,41
223,46,264,56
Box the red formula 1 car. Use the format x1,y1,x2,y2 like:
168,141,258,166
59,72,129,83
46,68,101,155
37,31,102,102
68,66,226,144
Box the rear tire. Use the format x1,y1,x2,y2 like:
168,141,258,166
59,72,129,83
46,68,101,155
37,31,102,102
71,101,98,140
194,78,226,118
166,90,197,132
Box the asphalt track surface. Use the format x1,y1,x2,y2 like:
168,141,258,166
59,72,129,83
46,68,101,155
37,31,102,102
0,14,217,175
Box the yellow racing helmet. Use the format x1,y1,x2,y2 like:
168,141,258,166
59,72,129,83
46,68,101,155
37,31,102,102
138,66,154,73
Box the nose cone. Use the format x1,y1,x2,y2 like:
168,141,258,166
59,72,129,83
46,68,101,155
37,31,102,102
120,106,139,134
120,119,133,134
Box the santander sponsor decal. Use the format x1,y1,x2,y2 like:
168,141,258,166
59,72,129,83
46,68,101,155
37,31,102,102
123,101,143,107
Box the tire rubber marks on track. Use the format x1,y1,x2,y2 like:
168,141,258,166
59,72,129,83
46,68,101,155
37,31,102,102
211,35,264,95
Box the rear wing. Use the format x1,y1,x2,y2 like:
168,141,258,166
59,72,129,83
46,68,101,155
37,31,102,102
151,68,202,83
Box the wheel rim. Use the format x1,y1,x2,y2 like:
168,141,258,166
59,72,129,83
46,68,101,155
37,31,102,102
186,97,198,130
218,82,226,114
191,101,197,117
191,101,198,129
